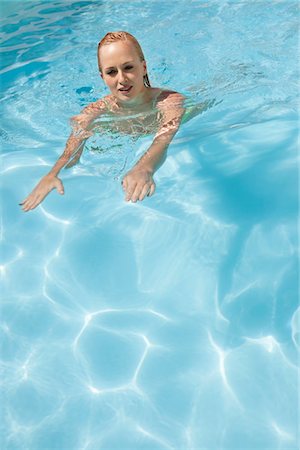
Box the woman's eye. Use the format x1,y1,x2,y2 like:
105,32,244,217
125,66,133,70
107,70,116,75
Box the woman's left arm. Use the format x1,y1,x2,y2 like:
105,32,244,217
122,92,185,202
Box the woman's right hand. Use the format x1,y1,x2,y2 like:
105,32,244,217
20,175,64,212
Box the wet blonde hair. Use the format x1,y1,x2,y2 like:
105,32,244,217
97,31,151,87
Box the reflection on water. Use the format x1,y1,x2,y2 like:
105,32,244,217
1,0,299,449
80,131,139,179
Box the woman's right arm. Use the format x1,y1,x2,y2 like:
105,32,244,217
20,132,88,212
20,99,106,212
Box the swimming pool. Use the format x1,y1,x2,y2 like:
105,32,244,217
1,1,299,449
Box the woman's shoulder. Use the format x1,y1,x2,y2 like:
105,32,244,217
79,97,109,115
154,88,185,107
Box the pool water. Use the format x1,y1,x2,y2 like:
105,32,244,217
1,1,299,449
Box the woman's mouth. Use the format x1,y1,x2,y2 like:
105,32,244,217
118,86,133,94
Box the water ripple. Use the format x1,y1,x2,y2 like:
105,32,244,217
1,1,298,449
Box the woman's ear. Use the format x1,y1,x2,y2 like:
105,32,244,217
143,61,147,75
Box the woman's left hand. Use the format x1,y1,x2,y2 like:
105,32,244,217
122,167,156,202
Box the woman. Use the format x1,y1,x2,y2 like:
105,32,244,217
20,31,185,211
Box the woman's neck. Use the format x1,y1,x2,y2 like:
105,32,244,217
115,88,155,112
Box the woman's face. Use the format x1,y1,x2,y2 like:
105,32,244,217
99,40,147,104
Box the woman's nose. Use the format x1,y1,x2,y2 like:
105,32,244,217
118,70,127,83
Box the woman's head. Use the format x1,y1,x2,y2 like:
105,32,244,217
98,31,151,103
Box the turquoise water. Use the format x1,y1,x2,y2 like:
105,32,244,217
1,1,299,449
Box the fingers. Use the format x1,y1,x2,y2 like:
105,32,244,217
54,178,64,195
20,193,44,212
125,181,137,202
147,183,156,197
122,180,155,203
138,181,156,201
19,177,64,212
130,184,142,203
122,175,135,202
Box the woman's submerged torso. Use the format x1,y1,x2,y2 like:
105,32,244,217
70,87,207,172
88,88,181,137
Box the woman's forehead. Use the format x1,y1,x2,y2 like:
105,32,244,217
99,41,140,67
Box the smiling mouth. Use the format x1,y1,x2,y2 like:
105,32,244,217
118,86,132,94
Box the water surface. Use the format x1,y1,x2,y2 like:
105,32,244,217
0,1,299,449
